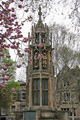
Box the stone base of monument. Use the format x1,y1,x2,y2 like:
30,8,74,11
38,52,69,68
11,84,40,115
24,109,69,120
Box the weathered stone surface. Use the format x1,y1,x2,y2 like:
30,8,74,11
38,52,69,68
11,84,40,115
25,6,68,120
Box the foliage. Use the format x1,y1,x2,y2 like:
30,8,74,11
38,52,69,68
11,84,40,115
0,0,80,80
58,45,76,66
0,81,20,109
50,24,80,76
0,0,32,72
0,49,17,109
0,49,15,81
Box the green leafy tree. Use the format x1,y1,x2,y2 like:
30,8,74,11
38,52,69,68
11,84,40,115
0,49,18,109
0,81,20,109
0,49,15,81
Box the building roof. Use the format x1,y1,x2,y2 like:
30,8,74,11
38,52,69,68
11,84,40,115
18,80,26,86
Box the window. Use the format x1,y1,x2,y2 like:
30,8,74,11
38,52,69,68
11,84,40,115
24,112,36,120
63,92,70,102
22,92,26,99
61,108,69,111
74,108,76,116
12,106,15,113
61,108,74,117
35,33,39,44
1,108,6,115
42,78,48,105
41,33,45,43
33,78,48,106
69,108,76,116
21,91,26,101
64,81,70,87
33,79,40,105
21,105,25,110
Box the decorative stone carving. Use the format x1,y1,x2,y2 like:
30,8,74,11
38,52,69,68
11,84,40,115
33,49,39,70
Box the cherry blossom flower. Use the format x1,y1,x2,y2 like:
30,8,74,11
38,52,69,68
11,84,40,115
28,54,31,57
11,88,15,92
5,78,9,81
18,5,22,8
37,54,42,59
6,55,10,58
0,53,4,57
2,84,6,88
25,9,29,13
0,83,2,87
2,74,5,77
16,65,21,68
28,16,33,22
2,77,9,81
0,0,31,84
0,48,2,52
20,0,24,1
18,53,24,57
11,8,15,12
23,37,28,42
5,63,12,66
2,1,6,4
38,44,43,48
9,0,14,3
2,67,7,71
0,83,6,88
6,73,10,76
28,59,31,63
25,48,31,52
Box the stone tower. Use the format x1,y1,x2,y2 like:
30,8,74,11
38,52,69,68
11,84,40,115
26,6,55,110
25,6,68,120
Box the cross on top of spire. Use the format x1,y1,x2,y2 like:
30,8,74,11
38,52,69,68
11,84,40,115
38,5,42,21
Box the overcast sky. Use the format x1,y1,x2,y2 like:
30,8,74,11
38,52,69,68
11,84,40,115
11,1,80,81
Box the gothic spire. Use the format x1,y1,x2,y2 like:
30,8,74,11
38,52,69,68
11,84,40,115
38,5,42,22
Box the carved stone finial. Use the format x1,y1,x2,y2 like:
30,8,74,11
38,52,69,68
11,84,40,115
38,5,42,21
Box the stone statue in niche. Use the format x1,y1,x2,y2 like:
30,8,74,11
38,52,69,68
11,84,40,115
34,50,39,69
35,33,39,44
41,33,45,43
42,50,47,69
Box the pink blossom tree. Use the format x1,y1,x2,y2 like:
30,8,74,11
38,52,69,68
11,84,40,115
0,0,80,82
0,0,32,83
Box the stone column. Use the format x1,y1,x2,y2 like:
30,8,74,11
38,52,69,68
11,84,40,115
36,110,41,120
40,77,42,107
29,78,32,108
40,56,42,107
